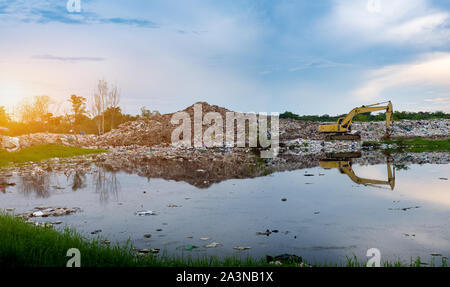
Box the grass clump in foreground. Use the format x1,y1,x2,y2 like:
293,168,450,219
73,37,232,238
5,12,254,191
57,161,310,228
363,138,450,153
0,213,270,267
0,144,107,168
0,214,448,267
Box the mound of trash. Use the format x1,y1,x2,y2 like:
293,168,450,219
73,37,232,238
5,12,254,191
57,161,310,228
1,102,449,152
95,102,233,147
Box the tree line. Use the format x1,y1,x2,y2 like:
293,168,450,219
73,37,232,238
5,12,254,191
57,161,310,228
0,80,160,137
280,110,450,122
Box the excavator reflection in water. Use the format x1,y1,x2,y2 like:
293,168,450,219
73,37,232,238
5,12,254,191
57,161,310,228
319,153,395,190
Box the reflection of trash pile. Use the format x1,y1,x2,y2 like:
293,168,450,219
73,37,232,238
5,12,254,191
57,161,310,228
0,149,448,191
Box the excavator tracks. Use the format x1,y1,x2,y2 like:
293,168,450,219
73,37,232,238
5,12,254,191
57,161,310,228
325,133,361,141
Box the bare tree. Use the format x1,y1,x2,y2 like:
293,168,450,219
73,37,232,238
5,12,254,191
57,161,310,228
18,95,53,123
90,80,108,134
107,83,120,130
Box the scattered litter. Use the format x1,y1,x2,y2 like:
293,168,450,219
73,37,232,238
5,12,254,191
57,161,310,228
204,242,222,248
32,211,44,217
135,210,157,216
186,245,198,251
256,229,271,236
389,206,421,211
267,254,303,264
21,207,81,219
233,246,251,251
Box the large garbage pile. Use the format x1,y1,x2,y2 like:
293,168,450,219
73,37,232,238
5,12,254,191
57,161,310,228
352,119,449,141
1,103,449,152
93,102,233,147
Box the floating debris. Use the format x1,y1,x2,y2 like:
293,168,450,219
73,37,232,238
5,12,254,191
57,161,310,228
256,229,272,236
199,237,211,241
389,206,421,211
185,245,198,251
267,254,303,264
91,230,102,235
233,246,251,251
204,242,222,248
144,234,152,238
22,207,81,219
135,210,157,216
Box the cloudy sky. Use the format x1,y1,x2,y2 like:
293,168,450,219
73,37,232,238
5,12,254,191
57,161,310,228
0,0,449,115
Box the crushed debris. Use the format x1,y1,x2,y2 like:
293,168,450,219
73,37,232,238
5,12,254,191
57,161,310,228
21,207,81,219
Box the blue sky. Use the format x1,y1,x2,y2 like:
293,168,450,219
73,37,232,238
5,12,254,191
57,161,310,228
0,0,449,115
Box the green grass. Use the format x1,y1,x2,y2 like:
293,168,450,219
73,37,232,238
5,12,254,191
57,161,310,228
363,138,450,152
0,214,447,267
0,144,107,168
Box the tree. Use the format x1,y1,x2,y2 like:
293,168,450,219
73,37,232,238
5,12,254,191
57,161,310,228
68,95,87,125
107,84,120,130
0,106,9,125
19,95,52,123
90,80,108,134
140,106,161,117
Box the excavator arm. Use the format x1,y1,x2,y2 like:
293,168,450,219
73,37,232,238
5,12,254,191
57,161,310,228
318,101,394,140
319,160,395,190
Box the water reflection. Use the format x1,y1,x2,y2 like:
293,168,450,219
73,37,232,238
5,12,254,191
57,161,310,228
17,172,52,198
320,154,395,190
93,169,119,203
71,170,87,191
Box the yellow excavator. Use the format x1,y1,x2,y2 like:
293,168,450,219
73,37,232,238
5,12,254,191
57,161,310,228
319,159,395,190
318,101,394,140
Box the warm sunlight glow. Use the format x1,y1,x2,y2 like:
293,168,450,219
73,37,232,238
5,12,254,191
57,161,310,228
0,81,26,107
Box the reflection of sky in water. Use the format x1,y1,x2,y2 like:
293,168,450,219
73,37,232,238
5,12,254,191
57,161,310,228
1,163,449,264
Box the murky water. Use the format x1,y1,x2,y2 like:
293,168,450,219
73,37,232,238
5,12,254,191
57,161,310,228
1,157,449,264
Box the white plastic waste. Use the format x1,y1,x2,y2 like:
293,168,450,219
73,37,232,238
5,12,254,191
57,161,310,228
1,136,20,152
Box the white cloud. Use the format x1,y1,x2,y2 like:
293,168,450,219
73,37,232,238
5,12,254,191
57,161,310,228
353,52,450,102
323,0,450,47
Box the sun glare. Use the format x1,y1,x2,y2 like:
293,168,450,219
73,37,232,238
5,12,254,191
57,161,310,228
0,81,26,107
